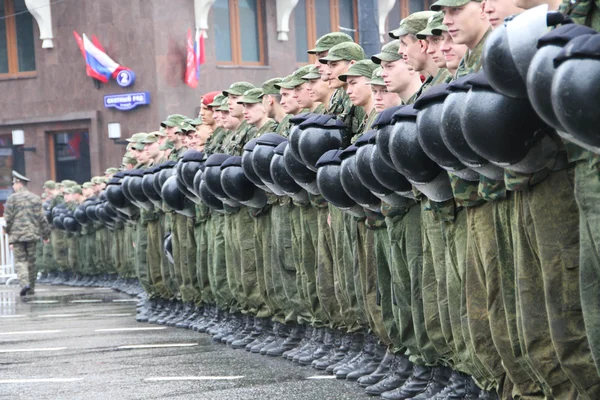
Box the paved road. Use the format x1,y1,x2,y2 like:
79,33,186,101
0,285,369,400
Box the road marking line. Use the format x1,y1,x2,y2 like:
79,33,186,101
306,375,338,380
27,300,59,304
38,314,81,318
118,343,198,350
97,313,132,317
70,300,102,303
144,376,244,382
0,347,67,353
0,315,26,318
95,327,166,332
0,330,62,335
34,289,49,292
58,288,83,291
112,299,138,303
0,378,83,383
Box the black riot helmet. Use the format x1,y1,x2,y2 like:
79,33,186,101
161,175,196,218
316,149,365,217
389,105,454,202
198,179,225,211
242,139,270,191
270,141,309,204
85,201,100,222
120,171,138,206
252,133,287,196
283,142,320,195
287,113,317,163
221,155,268,209
153,161,177,200
414,84,477,180
174,158,202,206
96,203,114,227
373,105,404,169
441,76,504,180
180,149,206,197
551,33,600,153
355,132,414,206
73,204,90,226
142,167,163,209
339,144,381,211
106,175,131,210
204,154,241,207
298,115,349,171
53,214,66,230
462,71,551,171
128,169,154,211
369,132,413,197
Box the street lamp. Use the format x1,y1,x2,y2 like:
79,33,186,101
108,123,128,145
11,130,36,152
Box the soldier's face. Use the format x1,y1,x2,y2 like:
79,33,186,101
212,110,224,127
227,95,245,118
243,102,267,126
145,142,160,159
165,127,178,141
426,35,447,69
196,124,212,150
371,84,402,112
83,188,94,198
12,180,22,192
222,111,240,130
380,60,415,93
326,60,351,89
280,88,301,115
483,0,523,27
346,76,372,107
293,83,313,109
442,2,490,49
440,31,468,71
200,104,215,125
314,51,329,79
307,78,330,103
400,35,429,72
135,149,149,164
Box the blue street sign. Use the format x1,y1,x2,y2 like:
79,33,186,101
116,70,136,87
104,92,150,111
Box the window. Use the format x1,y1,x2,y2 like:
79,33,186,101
294,0,359,63
214,0,265,65
386,0,430,40
50,131,91,183
0,0,36,77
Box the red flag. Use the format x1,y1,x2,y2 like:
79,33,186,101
185,28,198,88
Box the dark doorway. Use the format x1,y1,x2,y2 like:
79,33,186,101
53,131,91,183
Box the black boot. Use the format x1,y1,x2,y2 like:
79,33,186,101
335,334,378,379
298,328,334,365
381,365,450,400
364,353,413,396
399,365,452,399
292,327,323,363
227,314,255,346
248,318,274,353
232,315,262,349
311,330,348,369
284,326,313,360
424,371,481,400
266,322,304,357
346,342,387,380
358,348,396,387
260,322,284,355
330,333,365,374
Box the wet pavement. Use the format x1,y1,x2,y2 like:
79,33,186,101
0,285,369,400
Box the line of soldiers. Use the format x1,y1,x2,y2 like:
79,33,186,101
37,0,600,398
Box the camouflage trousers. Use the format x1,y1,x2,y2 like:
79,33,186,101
195,218,213,306
574,156,600,377
13,241,38,290
135,220,151,295
51,230,68,272
514,168,600,400
253,207,276,319
147,218,170,300
174,214,198,305
209,213,235,311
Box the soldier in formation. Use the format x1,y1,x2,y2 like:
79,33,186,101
35,1,600,398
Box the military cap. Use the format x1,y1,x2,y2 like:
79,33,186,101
82,182,93,189
188,116,203,126
57,182,64,188
208,93,227,108
126,132,148,143
430,0,483,11
276,65,314,89
223,82,255,97
302,65,322,81
160,114,187,128
237,88,265,104
339,59,378,82
307,32,354,54
367,67,386,86
12,171,30,183
104,167,119,175
159,141,175,151
43,180,57,189
216,98,230,112
201,91,220,106
155,127,167,137
390,11,437,38
372,40,403,64
166,119,193,134
319,42,366,64
62,180,77,188
141,133,159,144
67,185,82,194
132,141,146,151
417,12,446,38
260,78,284,97
92,176,108,185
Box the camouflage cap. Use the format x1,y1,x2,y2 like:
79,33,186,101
367,67,386,86
430,0,482,11
302,65,322,80
160,114,187,128
82,182,93,189
61,180,77,188
43,180,57,190
156,127,167,137
260,78,284,97
208,93,226,108
126,132,148,143
159,141,175,151
371,40,403,64
92,176,108,185
216,97,230,112
276,65,313,89
417,12,446,38
188,116,203,126
390,11,437,38
338,59,379,82
237,88,265,104
66,185,82,195
122,152,137,165
319,42,366,64
104,167,119,175
223,82,255,97
307,32,354,54
141,133,159,144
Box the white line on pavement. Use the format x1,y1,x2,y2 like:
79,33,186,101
0,347,67,353
70,300,103,303
144,376,244,382
27,300,59,304
37,314,81,318
0,378,83,383
305,375,338,380
97,313,132,317
57,288,84,291
95,327,166,332
0,315,26,318
112,299,138,303
118,343,198,350
0,330,62,335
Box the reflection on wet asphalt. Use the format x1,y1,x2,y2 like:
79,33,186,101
0,285,368,400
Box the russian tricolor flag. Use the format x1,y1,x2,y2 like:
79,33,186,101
73,31,130,83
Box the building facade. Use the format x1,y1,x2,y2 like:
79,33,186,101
0,0,427,197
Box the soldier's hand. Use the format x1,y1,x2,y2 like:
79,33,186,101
9,244,12,251
327,213,332,227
